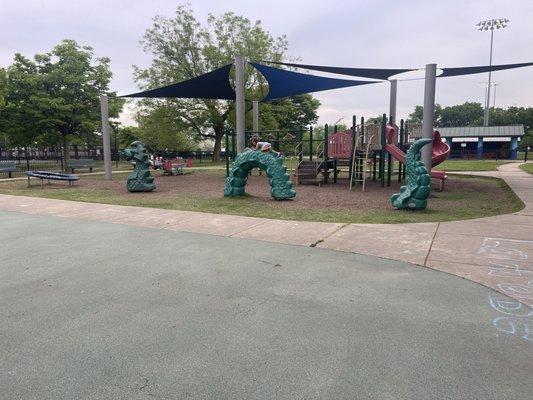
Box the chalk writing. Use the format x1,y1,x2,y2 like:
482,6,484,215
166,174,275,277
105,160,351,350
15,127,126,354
478,237,533,343
488,295,533,342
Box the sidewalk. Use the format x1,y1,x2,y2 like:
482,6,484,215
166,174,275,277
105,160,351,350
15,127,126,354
1,163,532,307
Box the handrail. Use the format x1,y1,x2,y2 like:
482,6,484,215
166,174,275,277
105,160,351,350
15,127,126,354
293,141,304,176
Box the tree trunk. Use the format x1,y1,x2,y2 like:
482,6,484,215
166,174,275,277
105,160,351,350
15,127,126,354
62,135,70,166
212,131,223,162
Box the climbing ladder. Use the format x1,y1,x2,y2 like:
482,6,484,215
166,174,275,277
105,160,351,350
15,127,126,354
349,134,373,192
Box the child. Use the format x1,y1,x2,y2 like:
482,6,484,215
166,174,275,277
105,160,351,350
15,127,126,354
250,135,280,157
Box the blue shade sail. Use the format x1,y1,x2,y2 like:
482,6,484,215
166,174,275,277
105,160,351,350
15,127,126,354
261,61,414,80
440,62,533,77
121,64,235,99
250,62,379,100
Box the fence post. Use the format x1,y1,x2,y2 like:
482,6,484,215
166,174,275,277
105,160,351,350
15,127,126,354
309,126,313,161
380,114,387,187
225,132,230,178
324,124,329,184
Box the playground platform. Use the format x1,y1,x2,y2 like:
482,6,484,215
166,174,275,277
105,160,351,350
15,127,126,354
0,162,531,311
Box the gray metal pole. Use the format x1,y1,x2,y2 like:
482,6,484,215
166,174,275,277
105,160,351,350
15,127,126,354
389,79,398,125
421,64,437,173
235,56,246,153
100,94,112,180
484,28,494,126
252,100,259,133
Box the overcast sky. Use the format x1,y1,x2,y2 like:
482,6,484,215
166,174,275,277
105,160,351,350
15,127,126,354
1,0,532,126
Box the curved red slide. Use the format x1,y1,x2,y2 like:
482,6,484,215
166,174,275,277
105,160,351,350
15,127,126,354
385,125,450,180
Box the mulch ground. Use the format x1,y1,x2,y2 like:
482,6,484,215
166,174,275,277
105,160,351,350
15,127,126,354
71,170,505,212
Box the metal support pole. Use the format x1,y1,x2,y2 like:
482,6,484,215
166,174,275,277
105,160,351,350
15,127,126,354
235,56,246,153
100,94,112,180
389,79,398,125
421,64,437,174
252,100,259,133
484,29,494,126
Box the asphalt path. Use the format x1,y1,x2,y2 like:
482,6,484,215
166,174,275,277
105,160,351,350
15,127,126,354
1,211,531,399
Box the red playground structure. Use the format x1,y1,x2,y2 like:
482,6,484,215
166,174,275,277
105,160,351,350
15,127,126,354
385,125,450,189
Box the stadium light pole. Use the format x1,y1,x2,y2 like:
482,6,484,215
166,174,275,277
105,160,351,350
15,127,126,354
477,18,509,126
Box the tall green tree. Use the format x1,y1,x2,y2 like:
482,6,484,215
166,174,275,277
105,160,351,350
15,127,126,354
407,104,442,125
439,102,483,127
134,4,320,161
1,39,123,160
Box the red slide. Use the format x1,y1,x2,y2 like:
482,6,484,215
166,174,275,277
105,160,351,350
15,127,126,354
385,125,450,180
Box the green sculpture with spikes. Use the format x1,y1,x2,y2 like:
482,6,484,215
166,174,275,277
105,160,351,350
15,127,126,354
224,149,296,200
122,141,156,192
391,138,432,210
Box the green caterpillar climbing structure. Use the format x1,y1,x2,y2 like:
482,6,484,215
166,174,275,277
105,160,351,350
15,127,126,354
122,141,156,192
224,149,296,200
391,138,432,210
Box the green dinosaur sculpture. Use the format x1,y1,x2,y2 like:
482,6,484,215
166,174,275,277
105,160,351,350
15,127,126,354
391,138,432,210
224,149,296,200
122,141,156,192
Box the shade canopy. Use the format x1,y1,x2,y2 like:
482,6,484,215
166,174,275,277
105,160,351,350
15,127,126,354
250,62,379,100
121,64,235,100
261,61,414,80
439,61,533,78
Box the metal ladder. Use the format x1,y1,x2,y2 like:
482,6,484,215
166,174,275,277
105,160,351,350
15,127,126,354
349,134,373,192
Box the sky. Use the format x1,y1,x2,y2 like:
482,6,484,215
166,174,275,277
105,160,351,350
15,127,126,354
1,0,532,127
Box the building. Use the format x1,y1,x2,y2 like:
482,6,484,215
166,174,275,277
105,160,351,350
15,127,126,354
436,125,524,160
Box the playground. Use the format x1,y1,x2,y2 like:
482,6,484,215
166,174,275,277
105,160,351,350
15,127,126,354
0,167,523,223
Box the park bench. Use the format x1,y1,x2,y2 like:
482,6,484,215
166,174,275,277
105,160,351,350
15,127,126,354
0,161,20,178
26,171,79,188
66,158,95,173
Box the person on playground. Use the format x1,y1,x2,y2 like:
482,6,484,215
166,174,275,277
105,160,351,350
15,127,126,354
250,135,281,157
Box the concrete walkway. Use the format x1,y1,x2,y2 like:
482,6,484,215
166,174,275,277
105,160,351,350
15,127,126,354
1,163,532,313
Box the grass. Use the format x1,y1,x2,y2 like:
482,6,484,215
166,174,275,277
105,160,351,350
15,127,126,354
435,159,512,171
0,174,523,224
520,163,533,174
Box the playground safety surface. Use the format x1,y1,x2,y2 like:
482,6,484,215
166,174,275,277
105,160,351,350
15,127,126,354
1,210,531,399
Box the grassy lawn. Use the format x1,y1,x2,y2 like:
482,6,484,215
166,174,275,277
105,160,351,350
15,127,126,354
0,173,523,224
435,159,512,171
520,163,533,174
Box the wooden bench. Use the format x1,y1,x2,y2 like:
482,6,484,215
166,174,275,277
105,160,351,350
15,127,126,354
66,158,95,173
26,171,79,188
0,161,20,178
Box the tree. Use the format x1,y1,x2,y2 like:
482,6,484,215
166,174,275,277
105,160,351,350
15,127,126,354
520,130,533,151
1,40,123,160
115,126,141,148
134,4,320,161
136,105,196,151
407,104,442,125
439,102,483,127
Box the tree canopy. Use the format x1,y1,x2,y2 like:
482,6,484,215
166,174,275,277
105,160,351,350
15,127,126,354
134,4,320,161
408,102,533,131
0,39,123,158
